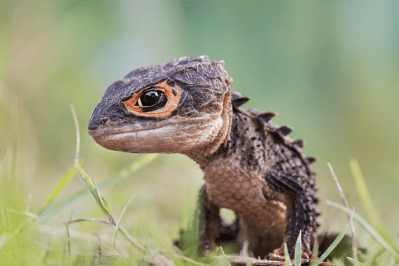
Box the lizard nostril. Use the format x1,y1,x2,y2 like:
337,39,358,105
100,117,109,125
88,123,98,130
89,117,109,130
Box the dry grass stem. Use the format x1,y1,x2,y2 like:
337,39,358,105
67,218,111,225
69,104,80,167
327,163,358,266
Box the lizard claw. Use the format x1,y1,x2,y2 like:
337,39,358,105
301,251,310,260
266,251,311,264
266,253,285,261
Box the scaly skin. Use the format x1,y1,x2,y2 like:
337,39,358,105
88,56,319,259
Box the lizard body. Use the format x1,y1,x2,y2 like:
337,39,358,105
88,56,319,259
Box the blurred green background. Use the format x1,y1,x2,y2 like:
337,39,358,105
1,0,398,263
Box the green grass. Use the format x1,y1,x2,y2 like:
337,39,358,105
323,161,399,266
1,132,399,265
0,145,41,265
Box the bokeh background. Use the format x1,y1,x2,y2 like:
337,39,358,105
1,0,398,262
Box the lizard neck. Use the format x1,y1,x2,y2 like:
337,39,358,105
184,92,233,167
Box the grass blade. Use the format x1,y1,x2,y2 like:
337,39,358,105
5,209,38,219
67,218,110,225
220,246,231,266
311,235,319,259
76,164,96,193
112,195,136,249
64,217,71,264
69,104,80,167
118,225,145,252
327,201,399,258
98,154,159,190
38,164,76,215
94,180,112,216
38,154,158,217
70,104,112,215
295,231,302,266
242,241,251,266
77,164,112,216
312,222,349,266
347,257,364,265
284,243,292,266
65,217,146,252
350,159,387,237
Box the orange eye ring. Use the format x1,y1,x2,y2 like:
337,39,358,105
122,80,182,118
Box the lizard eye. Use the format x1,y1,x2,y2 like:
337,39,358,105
136,89,167,112
122,79,182,118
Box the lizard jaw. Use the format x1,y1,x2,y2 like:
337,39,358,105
88,115,224,154
91,124,185,153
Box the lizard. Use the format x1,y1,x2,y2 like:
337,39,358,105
87,56,320,260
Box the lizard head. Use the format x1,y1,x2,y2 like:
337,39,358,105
88,56,233,157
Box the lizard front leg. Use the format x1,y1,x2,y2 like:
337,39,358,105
199,185,240,253
199,185,222,253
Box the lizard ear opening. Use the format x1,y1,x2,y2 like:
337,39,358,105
122,80,183,118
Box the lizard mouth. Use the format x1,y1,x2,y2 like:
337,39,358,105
88,116,214,138
87,115,221,153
